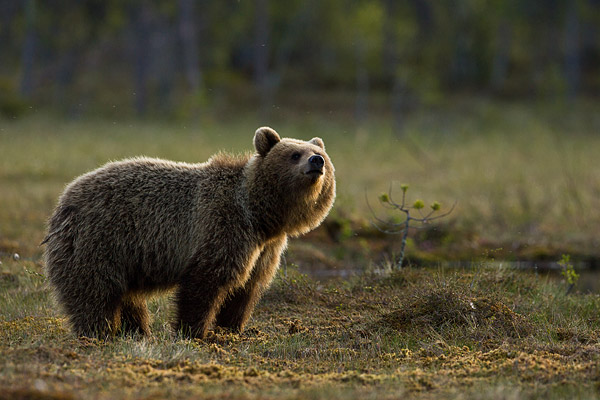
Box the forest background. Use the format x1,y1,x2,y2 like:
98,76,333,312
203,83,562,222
2,0,599,120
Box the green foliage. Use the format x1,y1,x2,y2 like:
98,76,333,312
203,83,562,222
412,199,425,210
558,254,580,294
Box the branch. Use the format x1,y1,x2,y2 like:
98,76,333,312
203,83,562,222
369,221,408,235
425,201,457,221
366,191,409,227
387,183,405,210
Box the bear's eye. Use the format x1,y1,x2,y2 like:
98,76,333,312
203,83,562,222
291,152,301,161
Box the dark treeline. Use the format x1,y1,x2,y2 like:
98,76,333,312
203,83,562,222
1,0,599,119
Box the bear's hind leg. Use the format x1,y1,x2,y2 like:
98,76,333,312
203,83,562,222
120,294,151,336
51,268,125,338
62,290,123,338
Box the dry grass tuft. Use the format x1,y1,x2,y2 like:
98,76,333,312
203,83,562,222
380,287,532,344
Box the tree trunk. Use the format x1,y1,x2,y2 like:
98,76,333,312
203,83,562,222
490,20,511,92
155,18,176,113
382,0,397,82
409,0,432,41
254,0,270,114
178,0,201,93
20,0,36,98
382,0,400,133
132,4,152,116
450,2,471,86
55,48,76,114
564,1,581,98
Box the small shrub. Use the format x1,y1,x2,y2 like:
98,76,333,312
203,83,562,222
558,254,579,295
379,285,532,345
369,184,455,268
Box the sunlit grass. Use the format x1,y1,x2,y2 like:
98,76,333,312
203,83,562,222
1,100,599,259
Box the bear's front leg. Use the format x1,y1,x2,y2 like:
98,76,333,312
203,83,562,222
216,235,287,332
173,244,261,338
174,278,230,338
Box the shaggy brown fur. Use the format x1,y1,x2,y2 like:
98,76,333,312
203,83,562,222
43,127,335,339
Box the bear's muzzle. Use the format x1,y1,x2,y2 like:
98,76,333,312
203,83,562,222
306,155,324,176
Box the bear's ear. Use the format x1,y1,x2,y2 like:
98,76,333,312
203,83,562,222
254,127,281,156
309,137,325,150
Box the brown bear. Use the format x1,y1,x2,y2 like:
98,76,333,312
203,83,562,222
42,127,335,338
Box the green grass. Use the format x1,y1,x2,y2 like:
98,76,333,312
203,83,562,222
1,257,600,399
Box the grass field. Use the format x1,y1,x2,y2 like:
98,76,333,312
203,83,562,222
1,99,600,398
1,99,600,262
1,259,600,399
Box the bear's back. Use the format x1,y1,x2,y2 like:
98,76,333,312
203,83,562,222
48,156,250,286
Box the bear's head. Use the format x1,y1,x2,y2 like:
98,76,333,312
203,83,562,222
247,127,336,237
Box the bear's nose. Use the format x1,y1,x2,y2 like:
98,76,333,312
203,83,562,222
309,155,324,169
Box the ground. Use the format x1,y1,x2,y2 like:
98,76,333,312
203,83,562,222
1,259,600,399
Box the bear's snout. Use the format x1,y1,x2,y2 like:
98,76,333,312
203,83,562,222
308,155,325,173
